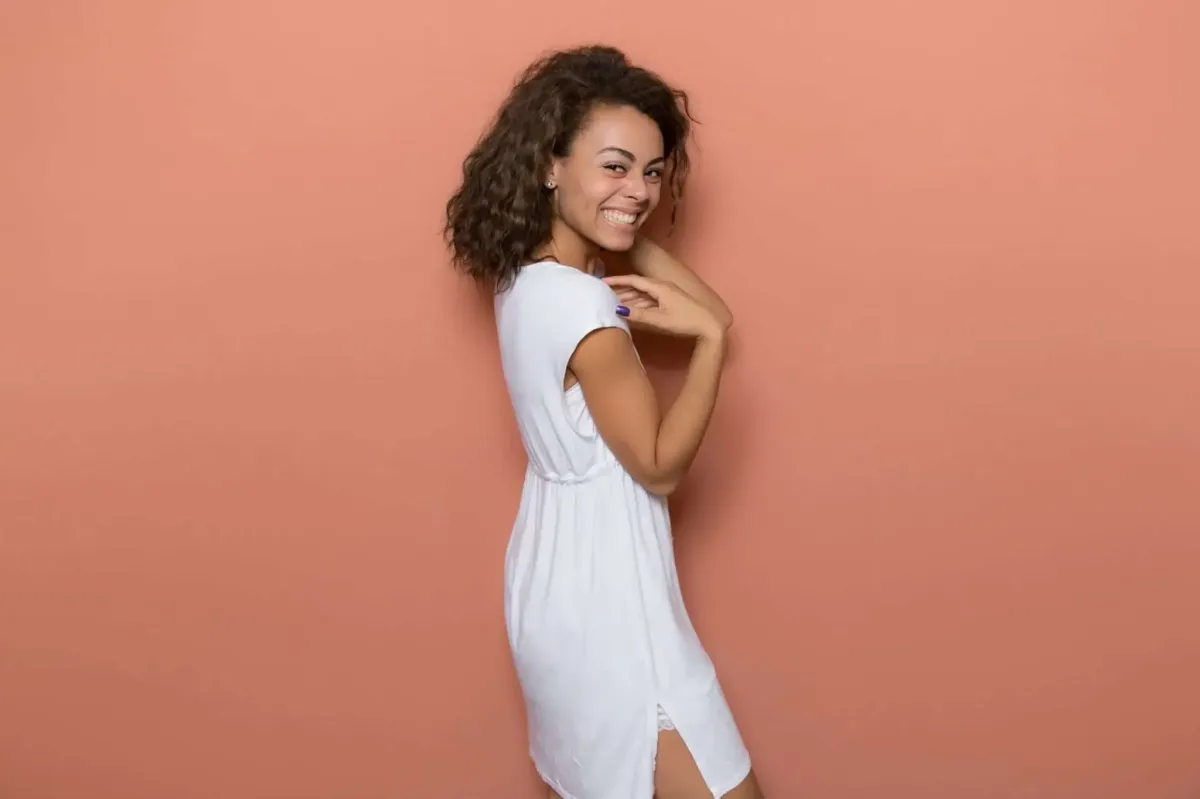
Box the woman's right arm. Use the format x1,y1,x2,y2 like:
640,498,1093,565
569,276,729,496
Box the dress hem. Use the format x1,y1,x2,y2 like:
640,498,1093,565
534,765,580,799
535,742,753,799
709,755,754,798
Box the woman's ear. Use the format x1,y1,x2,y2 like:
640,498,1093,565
545,160,564,190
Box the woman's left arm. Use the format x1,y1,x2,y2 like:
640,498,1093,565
627,237,734,329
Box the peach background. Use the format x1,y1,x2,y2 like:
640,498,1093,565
3,1,1199,797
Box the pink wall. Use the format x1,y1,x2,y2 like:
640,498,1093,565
2,1,1198,796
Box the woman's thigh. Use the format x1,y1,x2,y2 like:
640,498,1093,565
654,728,764,799
541,732,765,799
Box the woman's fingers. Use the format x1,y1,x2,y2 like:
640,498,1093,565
620,304,665,328
615,289,654,307
607,273,715,338
614,287,656,309
603,274,663,298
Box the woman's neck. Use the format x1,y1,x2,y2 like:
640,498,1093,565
533,220,600,273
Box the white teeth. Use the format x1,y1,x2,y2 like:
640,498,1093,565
602,210,637,225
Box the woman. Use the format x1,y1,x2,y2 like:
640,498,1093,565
444,45,764,799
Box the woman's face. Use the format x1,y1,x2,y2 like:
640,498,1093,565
548,104,665,254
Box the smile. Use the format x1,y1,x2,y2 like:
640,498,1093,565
602,209,638,226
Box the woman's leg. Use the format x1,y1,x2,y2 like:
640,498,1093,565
720,770,766,799
653,728,765,799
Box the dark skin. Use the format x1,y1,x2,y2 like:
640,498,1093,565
533,103,764,798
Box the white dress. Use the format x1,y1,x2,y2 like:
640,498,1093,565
495,261,751,799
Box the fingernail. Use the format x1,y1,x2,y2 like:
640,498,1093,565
616,305,630,317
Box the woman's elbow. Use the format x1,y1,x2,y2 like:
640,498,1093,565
642,473,681,497
621,452,683,496
713,303,734,331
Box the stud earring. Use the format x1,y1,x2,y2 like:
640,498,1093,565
545,180,556,189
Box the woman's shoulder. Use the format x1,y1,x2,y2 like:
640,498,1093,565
498,262,625,353
507,261,614,305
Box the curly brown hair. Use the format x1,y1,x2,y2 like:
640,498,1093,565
443,45,696,292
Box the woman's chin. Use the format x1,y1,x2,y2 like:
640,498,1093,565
594,230,638,252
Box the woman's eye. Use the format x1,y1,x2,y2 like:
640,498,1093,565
604,163,628,174
645,168,663,180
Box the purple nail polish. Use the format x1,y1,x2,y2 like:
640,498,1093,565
616,305,630,317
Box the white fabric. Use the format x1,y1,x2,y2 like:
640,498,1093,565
495,261,752,799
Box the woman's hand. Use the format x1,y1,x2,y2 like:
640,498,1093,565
623,236,734,330
603,274,725,340
609,281,656,312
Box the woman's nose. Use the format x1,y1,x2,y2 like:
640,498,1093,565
625,176,648,200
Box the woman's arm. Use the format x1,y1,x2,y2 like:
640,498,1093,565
627,237,734,329
571,328,726,496
569,275,728,496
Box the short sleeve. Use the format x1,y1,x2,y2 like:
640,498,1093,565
538,270,630,380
